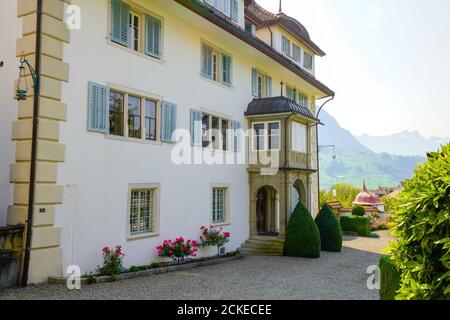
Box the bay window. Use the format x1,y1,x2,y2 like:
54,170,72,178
253,122,281,151
292,122,308,153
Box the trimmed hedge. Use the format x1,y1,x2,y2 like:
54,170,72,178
352,205,366,217
379,256,401,300
340,216,371,237
315,205,342,252
284,202,321,258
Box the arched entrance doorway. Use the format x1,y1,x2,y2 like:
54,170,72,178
256,186,280,236
290,179,307,220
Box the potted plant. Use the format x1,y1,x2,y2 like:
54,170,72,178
199,226,230,256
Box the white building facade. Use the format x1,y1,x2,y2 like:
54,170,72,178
0,0,334,284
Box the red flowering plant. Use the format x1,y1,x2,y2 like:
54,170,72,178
96,245,125,276
200,226,230,255
157,237,198,263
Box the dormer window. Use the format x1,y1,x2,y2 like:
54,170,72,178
281,35,291,57
292,44,301,64
304,52,314,70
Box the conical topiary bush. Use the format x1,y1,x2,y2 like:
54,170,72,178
315,204,343,252
283,202,321,258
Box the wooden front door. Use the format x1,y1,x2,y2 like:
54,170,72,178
256,188,267,234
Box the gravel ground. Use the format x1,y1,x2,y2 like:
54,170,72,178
0,231,393,300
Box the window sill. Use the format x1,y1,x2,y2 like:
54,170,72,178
127,232,159,241
212,222,231,228
105,134,163,146
107,38,164,65
200,74,234,90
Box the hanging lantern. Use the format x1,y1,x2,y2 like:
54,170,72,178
15,56,38,101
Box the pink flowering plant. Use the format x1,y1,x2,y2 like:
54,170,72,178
97,245,125,276
200,226,230,255
157,237,198,263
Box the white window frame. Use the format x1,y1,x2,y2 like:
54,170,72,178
303,51,314,70
107,2,164,63
282,35,291,57
106,83,162,144
291,122,308,153
252,121,281,151
127,183,160,240
201,41,233,87
211,184,230,226
298,91,309,108
201,112,231,151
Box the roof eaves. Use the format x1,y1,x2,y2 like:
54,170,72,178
174,0,335,98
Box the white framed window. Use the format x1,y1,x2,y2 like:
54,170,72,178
127,184,159,238
252,68,272,98
108,89,159,141
201,42,233,86
292,122,308,153
201,112,231,150
212,186,228,224
282,35,291,57
298,92,309,108
286,85,296,102
304,51,314,70
292,43,301,64
110,0,162,59
252,121,281,151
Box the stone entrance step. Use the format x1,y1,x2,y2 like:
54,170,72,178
238,236,285,256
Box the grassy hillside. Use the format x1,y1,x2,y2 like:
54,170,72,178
319,149,425,190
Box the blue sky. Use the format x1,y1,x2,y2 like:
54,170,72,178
257,0,450,138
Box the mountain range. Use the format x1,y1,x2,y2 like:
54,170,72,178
318,111,430,190
357,131,449,156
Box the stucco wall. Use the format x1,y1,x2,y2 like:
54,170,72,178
0,1,21,226
54,0,324,274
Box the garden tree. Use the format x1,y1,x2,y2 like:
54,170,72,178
322,183,360,208
284,202,321,258
352,205,366,217
315,205,343,252
389,143,450,300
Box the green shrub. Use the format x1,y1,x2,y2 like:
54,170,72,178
150,262,161,269
389,144,450,300
379,256,401,300
351,205,366,217
340,216,371,237
315,204,342,252
283,202,321,258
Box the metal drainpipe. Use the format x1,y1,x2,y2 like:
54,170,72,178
313,96,335,212
21,0,42,287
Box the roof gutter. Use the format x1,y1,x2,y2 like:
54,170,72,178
173,0,335,98
21,0,42,287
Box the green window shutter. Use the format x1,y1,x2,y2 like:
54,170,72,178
251,68,258,97
145,15,162,58
231,0,239,22
266,76,272,98
111,0,130,47
161,101,177,142
190,109,203,146
87,82,109,133
222,53,232,85
201,44,213,79
232,120,242,152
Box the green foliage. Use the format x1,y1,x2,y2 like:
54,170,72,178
389,143,450,300
315,205,342,252
97,246,125,276
321,183,360,208
284,202,321,258
340,216,371,237
379,256,401,300
352,205,366,217
381,195,399,213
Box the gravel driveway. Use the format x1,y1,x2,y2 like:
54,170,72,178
0,231,393,300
